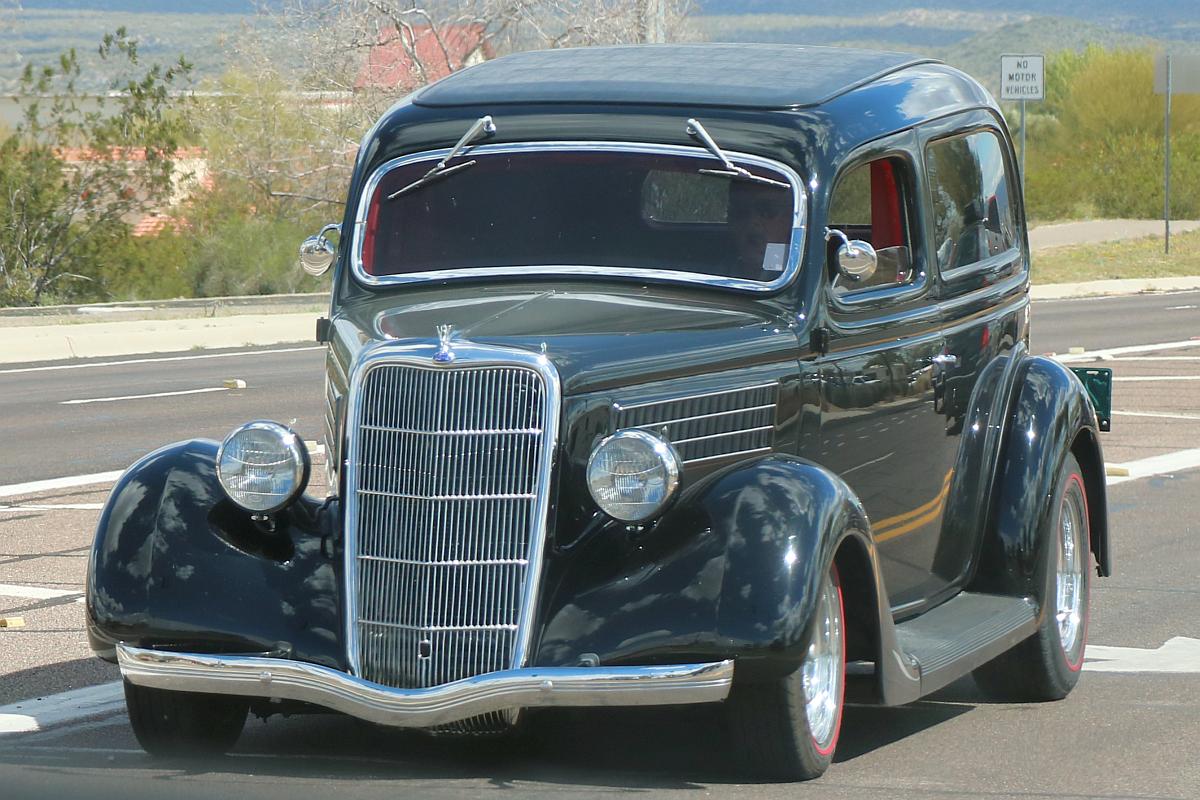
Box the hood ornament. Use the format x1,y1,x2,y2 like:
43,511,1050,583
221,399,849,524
433,324,456,363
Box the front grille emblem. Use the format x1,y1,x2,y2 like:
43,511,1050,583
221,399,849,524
434,324,456,363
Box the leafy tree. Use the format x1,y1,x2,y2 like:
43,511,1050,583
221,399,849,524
1024,47,1200,221
0,30,193,305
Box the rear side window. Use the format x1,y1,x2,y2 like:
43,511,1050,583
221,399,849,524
827,156,918,297
926,131,1018,273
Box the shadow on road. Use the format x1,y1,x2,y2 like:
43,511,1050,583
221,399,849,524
0,677,990,792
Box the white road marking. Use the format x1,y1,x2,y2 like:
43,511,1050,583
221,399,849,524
0,503,105,511
1112,410,1200,421
1107,448,1200,485
1108,356,1200,361
0,682,124,735
61,386,233,405
1166,305,1199,310
1085,637,1200,674
0,345,323,376
1112,376,1200,382
0,471,123,499
0,584,82,600
1056,338,1200,363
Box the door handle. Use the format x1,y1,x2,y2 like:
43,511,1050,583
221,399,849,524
931,354,959,367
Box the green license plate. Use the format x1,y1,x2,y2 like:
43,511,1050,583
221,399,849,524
1070,367,1112,432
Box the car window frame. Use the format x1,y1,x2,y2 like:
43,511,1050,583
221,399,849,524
918,115,1027,294
349,140,808,295
823,130,933,313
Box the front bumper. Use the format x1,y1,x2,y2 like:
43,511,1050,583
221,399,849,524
117,644,734,728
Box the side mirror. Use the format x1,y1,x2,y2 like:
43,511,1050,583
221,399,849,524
825,227,878,283
299,223,341,276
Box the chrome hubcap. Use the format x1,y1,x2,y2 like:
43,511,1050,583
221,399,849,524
1056,479,1087,662
802,572,843,751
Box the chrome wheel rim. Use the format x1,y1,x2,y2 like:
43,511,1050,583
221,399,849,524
802,571,843,751
1056,477,1087,663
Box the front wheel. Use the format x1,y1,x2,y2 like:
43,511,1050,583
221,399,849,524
726,564,845,781
124,681,248,756
974,452,1091,701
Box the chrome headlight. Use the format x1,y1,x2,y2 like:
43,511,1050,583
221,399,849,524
216,421,310,514
586,429,681,523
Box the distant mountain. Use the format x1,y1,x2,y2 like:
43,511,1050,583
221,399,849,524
702,0,1189,18
19,0,258,12
699,1,1200,41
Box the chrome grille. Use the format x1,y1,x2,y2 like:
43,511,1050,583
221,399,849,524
348,359,552,690
616,383,778,465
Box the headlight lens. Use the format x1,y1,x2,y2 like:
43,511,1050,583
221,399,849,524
216,421,310,513
586,429,681,523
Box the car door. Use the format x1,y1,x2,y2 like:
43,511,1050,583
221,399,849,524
813,134,961,613
920,117,1031,590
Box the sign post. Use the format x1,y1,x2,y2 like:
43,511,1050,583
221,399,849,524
1000,55,1044,196
1154,54,1200,254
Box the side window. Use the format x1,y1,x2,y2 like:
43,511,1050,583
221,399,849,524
827,156,918,297
926,130,1018,273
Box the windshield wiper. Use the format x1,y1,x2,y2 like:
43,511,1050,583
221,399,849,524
686,118,789,190
387,115,497,200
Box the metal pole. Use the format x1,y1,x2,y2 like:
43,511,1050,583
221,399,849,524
1020,99,1027,197
1165,54,1173,255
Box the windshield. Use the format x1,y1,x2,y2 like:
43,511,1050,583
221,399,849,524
356,146,801,288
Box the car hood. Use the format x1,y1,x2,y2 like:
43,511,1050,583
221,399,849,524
332,283,799,395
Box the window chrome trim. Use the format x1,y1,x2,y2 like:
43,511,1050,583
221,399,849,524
938,245,1023,284
341,340,562,680
351,141,807,293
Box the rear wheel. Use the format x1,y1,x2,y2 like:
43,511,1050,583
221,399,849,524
727,564,845,781
124,680,247,756
973,453,1091,701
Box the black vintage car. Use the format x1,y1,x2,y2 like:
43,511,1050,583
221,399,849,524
87,44,1112,780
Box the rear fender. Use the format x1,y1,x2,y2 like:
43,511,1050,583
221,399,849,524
970,356,1110,606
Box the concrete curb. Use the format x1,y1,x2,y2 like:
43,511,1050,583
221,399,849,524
0,292,329,319
1030,276,1200,300
2,278,1199,366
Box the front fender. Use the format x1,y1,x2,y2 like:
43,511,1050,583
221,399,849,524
971,355,1110,601
86,439,345,668
533,456,910,688
712,457,866,671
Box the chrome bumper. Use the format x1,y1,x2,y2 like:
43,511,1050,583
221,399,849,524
116,644,734,728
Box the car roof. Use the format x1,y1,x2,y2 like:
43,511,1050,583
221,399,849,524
413,44,938,110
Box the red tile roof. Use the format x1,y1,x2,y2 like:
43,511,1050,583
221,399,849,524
355,24,490,91
54,146,205,163
131,212,183,238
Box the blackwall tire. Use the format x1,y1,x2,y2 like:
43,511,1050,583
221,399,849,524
973,452,1091,701
727,564,845,781
124,680,247,757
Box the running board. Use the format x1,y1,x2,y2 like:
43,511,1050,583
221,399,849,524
893,593,1038,697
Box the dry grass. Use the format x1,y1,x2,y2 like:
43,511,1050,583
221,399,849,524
1032,229,1200,284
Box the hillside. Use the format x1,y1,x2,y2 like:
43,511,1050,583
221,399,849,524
699,1,1200,41
5,4,1199,97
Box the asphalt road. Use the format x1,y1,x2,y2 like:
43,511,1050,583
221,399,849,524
1,290,1197,485
1030,289,1200,355
1,290,1199,799
0,346,326,485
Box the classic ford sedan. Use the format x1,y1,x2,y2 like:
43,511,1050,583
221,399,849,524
87,44,1112,780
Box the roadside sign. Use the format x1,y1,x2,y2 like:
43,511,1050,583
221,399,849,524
1000,54,1044,101
1155,53,1200,95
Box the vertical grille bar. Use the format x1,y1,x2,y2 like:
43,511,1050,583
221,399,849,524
346,354,554,690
